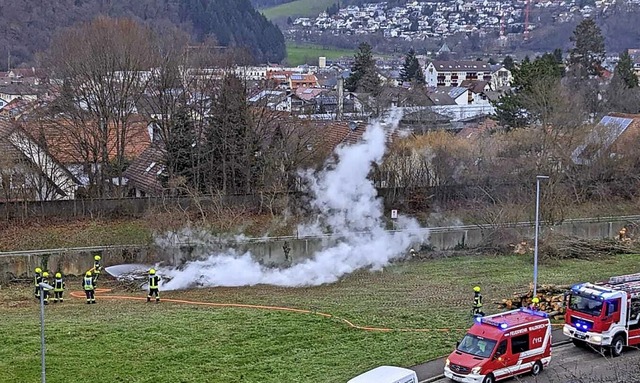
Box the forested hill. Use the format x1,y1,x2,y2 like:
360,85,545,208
1,0,285,69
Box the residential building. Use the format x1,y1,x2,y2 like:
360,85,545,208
0,118,79,201
425,61,493,87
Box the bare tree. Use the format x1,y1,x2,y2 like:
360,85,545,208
48,16,158,197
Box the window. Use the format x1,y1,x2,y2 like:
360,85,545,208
569,294,604,316
511,334,529,354
630,298,640,324
457,334,497,358
606,300,619,316
494,340,507,358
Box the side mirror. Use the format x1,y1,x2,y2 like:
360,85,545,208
456,341,460,348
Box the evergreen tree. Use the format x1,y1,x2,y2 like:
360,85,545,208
399,48,425,85
163,108,199,189
493,53,564,129
569,18,605,77
502,55,515,71
345,42,381,94
206,74,258,194
614,50,639,88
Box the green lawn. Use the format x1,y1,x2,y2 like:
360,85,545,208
2,253,640,382
0,219,152,251
286,44,353,66
261,0,336,20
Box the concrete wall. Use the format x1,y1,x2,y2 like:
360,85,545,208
1,217,636,283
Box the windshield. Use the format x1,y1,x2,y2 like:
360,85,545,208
569,294,604,316
457,334,497,358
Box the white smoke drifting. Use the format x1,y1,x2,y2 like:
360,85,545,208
159,110,426,289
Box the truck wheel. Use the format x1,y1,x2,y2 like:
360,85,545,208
531,361,543,376
611,335,624,357
482,374,495,383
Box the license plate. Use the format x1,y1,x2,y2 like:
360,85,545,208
575,331,586,339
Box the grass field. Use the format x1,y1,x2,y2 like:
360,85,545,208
286,44,353,66
2,253,640,383
261,0,336,20
0,219,152,251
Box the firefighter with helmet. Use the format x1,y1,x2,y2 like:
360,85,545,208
53,272,66,303
473,286,484,317
93,254,102,282
531,297,540,310
147,269,161,303
83,271,96,304
41,272,51,305
34,267,43,300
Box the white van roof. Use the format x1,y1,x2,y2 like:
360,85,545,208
347,366,417,383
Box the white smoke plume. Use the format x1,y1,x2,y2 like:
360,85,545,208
158,110,427,290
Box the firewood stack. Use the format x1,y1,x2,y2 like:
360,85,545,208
495,283,569,320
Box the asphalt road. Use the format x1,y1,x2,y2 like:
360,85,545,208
427,344,640,383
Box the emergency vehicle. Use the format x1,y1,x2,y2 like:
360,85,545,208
444,308,552,383
563,272,640,356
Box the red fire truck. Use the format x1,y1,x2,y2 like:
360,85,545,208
444,308,552,383
563,272,640,356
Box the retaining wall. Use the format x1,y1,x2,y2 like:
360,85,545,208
1,217,637,284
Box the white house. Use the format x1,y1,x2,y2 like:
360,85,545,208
424,60,493,87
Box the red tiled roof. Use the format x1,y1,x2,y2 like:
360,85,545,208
20,115,151,164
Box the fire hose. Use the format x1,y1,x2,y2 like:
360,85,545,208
69,288,563,333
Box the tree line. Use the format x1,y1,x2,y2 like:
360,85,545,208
8,16,640,224
1,0,285,70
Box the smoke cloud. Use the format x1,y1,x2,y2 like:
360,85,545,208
158,110,427,290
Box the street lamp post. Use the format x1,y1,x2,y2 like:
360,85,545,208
533,175,549,298
38,282,53,383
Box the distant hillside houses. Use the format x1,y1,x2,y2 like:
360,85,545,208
287,0,620,41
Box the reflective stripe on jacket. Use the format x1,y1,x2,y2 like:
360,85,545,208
83,277,94,290
54,279,65,292
149,275,159,289
473,294,483,307
34,274,42,286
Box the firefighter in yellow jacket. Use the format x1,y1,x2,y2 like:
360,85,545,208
92,255,102,283
147,269,160,303
83,271,96,304
473,286,484,317
53,272,66,303
41,272,51,305
34,267,43,300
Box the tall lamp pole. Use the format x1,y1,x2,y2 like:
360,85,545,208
533,175,549,298
38,282,52,383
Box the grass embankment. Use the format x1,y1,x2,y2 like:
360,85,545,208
2,253,640,383
0,220,152,251
261,0,336,20
286,43,353,66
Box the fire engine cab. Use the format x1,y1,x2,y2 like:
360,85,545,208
444,308,552,383
563,272,640,356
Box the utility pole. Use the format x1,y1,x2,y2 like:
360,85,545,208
533,175,549,297
38,281,53,383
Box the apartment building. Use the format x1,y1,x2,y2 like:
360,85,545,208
425,61,493,87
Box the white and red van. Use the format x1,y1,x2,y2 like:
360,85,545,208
444,308,552,383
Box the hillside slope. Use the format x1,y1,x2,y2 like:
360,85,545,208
0,0,285,68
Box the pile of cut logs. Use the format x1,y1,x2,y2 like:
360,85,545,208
495,283,569,320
